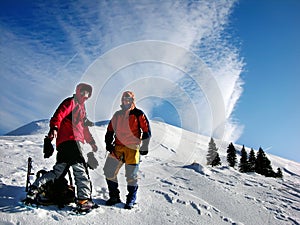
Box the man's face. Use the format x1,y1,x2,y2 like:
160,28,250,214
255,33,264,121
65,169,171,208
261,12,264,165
79,90,90,102
121,96,133,110
122,96,133,105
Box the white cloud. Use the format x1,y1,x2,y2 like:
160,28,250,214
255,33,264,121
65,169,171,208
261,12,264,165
0,0,243,142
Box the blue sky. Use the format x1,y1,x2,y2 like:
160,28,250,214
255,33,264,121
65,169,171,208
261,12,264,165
231,0,300,162
0,0,299,162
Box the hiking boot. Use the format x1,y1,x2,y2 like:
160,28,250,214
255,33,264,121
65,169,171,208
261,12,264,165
105,197,121,206
124,202,136,210
77,199,95,211
124,185,138,209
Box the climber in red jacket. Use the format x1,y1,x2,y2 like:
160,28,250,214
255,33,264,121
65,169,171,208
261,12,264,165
26,83,98,212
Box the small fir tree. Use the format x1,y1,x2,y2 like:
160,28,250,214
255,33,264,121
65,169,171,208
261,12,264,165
239,145,248,173
264,157,276,177
207,138,221,166
275,168,283,178
255,147,275,177
211,153,221,167
248,148,256,172
227,142,237,168
255,148,265,174
255,147,266,175
207,138,217,165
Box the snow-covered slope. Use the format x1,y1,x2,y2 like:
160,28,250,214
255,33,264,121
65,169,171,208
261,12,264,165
0,121,299,225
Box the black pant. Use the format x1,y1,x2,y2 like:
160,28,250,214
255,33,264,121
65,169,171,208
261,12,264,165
56,140,85,165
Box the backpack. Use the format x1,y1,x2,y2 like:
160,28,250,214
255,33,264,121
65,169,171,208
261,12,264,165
36,169,75,208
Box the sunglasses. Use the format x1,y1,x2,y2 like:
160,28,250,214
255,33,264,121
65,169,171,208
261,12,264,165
122,97,133,101
80,90,90,98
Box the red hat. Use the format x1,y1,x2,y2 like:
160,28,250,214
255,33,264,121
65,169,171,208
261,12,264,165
121,91,135,102
76,83,92,98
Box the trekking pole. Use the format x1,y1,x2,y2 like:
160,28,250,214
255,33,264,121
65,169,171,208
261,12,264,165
25,157,34,192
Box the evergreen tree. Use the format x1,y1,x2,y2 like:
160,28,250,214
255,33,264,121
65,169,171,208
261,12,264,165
207,138,217,165
239,145,248,173
275,168,283,178
227,142,237,168
255,147,275,177
206,138,221,166
211,153,221,167
255,147,265,175
248,148,256,172
264,157,276,177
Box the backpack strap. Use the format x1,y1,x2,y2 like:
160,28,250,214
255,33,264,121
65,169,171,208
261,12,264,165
130,108,144,130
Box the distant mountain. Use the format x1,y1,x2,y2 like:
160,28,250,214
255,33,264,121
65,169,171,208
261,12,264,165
5,119,109,136
5,119,50,136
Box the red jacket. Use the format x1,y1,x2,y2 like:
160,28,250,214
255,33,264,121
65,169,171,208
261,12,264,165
106,108,151,146
50,95,95,147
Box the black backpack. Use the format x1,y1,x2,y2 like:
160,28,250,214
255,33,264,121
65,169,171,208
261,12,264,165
36,169,75,208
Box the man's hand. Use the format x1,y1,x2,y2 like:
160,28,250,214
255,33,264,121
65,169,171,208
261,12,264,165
48,128,58,141
139,144,148,155
90,143,98,152
87,152,99,169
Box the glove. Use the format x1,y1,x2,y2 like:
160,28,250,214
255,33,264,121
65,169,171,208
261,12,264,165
87,152,99,170
90,142,98,152
84,117,94,127
43,136,54,158
106,144,115,153
48,127,58,140
139,144,148,156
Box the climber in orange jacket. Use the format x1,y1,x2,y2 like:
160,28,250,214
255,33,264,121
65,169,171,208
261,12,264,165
103,91,151,209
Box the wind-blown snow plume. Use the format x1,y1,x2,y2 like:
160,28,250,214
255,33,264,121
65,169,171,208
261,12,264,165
0,0,244,142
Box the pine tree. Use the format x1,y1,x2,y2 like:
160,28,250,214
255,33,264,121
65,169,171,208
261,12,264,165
264,156,275,177
239,145,248,173
227,142,237,168
248,148,256,172
207,138,221,166
255,147,265,175
255,147,275,177
207,138,217,165
275,168,283,178
211,153,221,167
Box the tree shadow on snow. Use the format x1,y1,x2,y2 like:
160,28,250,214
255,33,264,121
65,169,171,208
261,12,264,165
0,183,28,213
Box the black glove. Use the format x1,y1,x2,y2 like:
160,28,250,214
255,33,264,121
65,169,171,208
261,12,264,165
139,144,148,155
43,136,54,158
84,117,94,127
87,152,99,170
106,144,115,153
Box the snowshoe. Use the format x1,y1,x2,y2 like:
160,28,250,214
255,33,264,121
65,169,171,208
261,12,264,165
71,200,98,215
25,186,39,202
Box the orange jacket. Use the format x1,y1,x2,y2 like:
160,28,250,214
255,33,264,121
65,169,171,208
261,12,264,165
106,108,151,146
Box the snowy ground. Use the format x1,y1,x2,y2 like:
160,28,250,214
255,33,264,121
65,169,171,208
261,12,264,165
0,121,299,225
